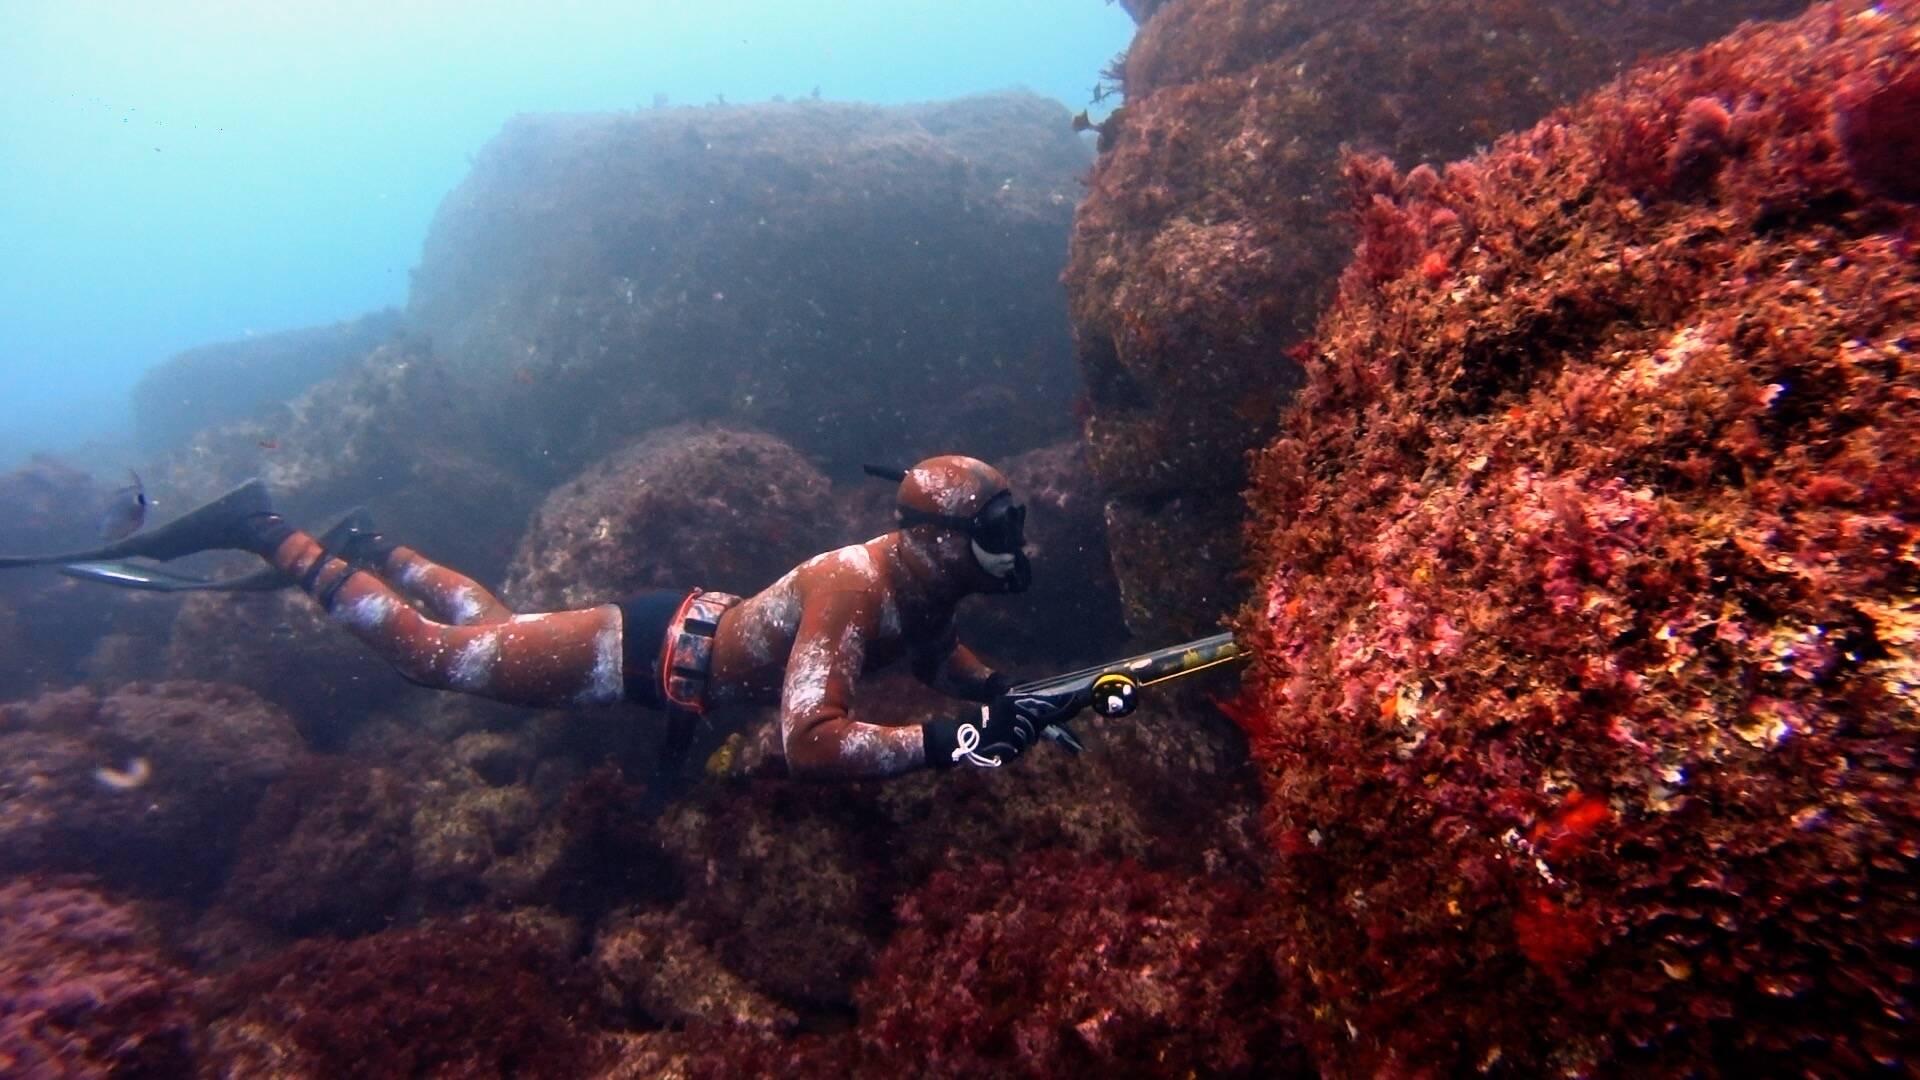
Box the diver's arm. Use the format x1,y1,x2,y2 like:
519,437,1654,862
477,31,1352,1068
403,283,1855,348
912,625,1011,704
780,592,927,780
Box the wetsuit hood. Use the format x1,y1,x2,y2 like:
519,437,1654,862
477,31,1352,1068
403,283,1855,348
870,455,1031,594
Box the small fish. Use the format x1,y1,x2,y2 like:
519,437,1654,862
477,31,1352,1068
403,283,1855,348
1071,110,1093,133
98,470,148,542
258,436,280,450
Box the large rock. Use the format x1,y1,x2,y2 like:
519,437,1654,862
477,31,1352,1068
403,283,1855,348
503,424,845,609
153,341,540,584
1065,0,1807,638
132,309,403,452
219,758,416,935
165,588,418,748
409,92,1088,477
0,682,305,897
0,879,200,1076
1237,4,1920,1072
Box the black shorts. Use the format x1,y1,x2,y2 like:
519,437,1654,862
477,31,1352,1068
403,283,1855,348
619,588,694,707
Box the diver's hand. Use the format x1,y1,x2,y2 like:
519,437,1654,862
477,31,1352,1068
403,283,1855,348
923,698,1037,769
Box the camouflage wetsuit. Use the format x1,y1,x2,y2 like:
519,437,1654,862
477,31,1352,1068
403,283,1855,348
260,456,1017,779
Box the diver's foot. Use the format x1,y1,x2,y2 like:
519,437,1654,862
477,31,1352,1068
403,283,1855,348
324,512,400,570
313,507,381,563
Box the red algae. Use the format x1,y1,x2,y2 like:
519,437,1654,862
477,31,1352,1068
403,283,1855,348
1239,2,1920,1073
205,916,603,1078
855,853,1304,1078
0,879,199,1077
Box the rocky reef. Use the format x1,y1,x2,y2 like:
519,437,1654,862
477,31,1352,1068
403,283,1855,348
1237,2,1919,1072
503,424,843,609
10,3,1913,1074
0,682,303,897
0,879,199,1077
410,92,1089,479
1067,0,1806,638
131,309,403,453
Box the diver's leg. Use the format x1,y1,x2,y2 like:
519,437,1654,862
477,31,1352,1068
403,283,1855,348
380,543,514,625
268,529,624,706
338,528,514,626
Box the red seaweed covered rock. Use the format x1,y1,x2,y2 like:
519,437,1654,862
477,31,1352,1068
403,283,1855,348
1238,3,1920,1072
204,915,603,1078
1066,0,1805,638
503,423,846,608
653,781,884,1008
0,878,199,1077
0,682,304,897
856,853,1303,1077
218,758,415,935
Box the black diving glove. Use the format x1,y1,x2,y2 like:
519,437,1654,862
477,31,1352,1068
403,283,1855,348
923,697,1038,769
969,671,1016,705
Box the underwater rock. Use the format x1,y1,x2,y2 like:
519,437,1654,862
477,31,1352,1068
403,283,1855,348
1238,3,1920,1072
409,92,1086,477
653,782,882,1008
131,308,403,452
219,758,415,935
856,852,1304,1077
0,682,303,897
0,458,178,701
1066,0,1806,639
503,423,845,609
154,341,541,585
203,915,603,1077
953,440,1130,666
164,587,417,748
0,878,200,1077
592,908,797,1033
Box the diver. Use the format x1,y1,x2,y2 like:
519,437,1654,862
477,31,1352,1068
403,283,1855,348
1,455,1042,778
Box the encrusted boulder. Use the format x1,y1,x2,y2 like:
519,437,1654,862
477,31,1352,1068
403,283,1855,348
219,758,415,935
653,782,882,1008
409,92,1088,477
1066,0,1808,638
0,682,304,896
592,908,796,1032
203,915,602,1078
0,878,201,1076
152,342,540,584
855,853,1303,1077
503,424,845,609
1237,4,1920,1072
131,308,402,452
164,588,418,748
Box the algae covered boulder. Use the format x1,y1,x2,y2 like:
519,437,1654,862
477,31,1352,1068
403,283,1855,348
411,92,1088,478
503,424,845,609
1236,4,1920,1072
1066,0,1806,638
0,682,305,897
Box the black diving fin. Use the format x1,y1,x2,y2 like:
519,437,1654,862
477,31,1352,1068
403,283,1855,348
50,504,378,594
0,478,272,569
58,560,288,593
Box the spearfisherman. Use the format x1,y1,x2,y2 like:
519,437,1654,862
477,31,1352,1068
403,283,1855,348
1,455,1045,779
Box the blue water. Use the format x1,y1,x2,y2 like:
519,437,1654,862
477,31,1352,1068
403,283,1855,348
0,1,1133,469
